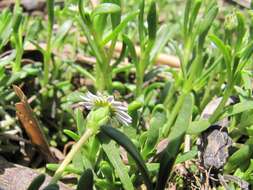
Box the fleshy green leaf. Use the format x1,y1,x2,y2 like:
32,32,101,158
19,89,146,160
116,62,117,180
128,100,143,113
43,184,59,190
198,4,218,36
102,11,139,45
71,64,95,82
46,0,54,30
75,108,86,135
27,174,46,190
187,119,210,134
99,135,135,190
209,34,231,72
53,20,72,48
225,139,253,173
46,163,82,175
188,0,202,31
183,0,192,36
12,11,23,33
147,1,157,40
91,3,121,19
175,147,198,164
142,110,166,159
110,0,121,29
100,125,153,190
221,100,253,119
150,24,172,63
77,169,93,190
155,95,193,190
63,129,80,141
122,34,138,66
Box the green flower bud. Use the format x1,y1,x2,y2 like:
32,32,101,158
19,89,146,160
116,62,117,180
224,13,237,31
86,107,110,132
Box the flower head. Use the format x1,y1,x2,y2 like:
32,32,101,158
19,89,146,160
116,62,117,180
80,91,132,126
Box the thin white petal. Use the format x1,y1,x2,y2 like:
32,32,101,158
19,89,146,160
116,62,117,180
83,102,94,108
117,110,132,121
114,105,128,111
80,95,91,102
112,101,123,107
107,96,114,103
116,115,130,126
87,91,97,99
115,112,132,124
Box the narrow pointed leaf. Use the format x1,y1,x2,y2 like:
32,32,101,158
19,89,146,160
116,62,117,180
150,24,172,63
225,139,253,173
63,129,80,141
209,34,231,68
46,0,54,30
12,12,23,33
102,11,139,45
147,1,157,40
43,184,59,190
99,136,135,190
77,169,93,190
198,4,218,35
142,111,166,159
100,125,153,190
91,3,121,19
122,34,138,66
221,100,253,119
188,0,202,31
27,174,46,190
75,108,86,135
187,119,210,134
155,95,193,190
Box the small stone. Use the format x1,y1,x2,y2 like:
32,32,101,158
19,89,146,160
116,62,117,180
199,127,232,170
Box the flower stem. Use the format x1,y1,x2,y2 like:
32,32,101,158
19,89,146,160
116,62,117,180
50,128,94,184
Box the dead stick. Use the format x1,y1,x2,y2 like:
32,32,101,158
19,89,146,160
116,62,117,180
79,36,180,68
24,37,180,68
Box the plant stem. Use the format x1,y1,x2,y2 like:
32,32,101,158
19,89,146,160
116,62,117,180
43,30,52,86
181,40,191,78
13,36,23,72
136,68,144,97
89,24,112,93
50,128,94,184
43,0,54,87
136,41,154,97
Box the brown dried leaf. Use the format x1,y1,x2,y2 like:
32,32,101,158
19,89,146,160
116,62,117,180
13,85,56,163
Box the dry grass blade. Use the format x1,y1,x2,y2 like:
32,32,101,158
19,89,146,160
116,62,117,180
13,85,56,163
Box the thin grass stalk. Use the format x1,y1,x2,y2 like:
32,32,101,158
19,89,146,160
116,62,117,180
43,0,54,86
50,128,94,184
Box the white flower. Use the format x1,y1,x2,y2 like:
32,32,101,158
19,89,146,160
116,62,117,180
80,91,132,126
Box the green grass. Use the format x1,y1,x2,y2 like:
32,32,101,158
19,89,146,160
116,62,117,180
1,0,253,189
